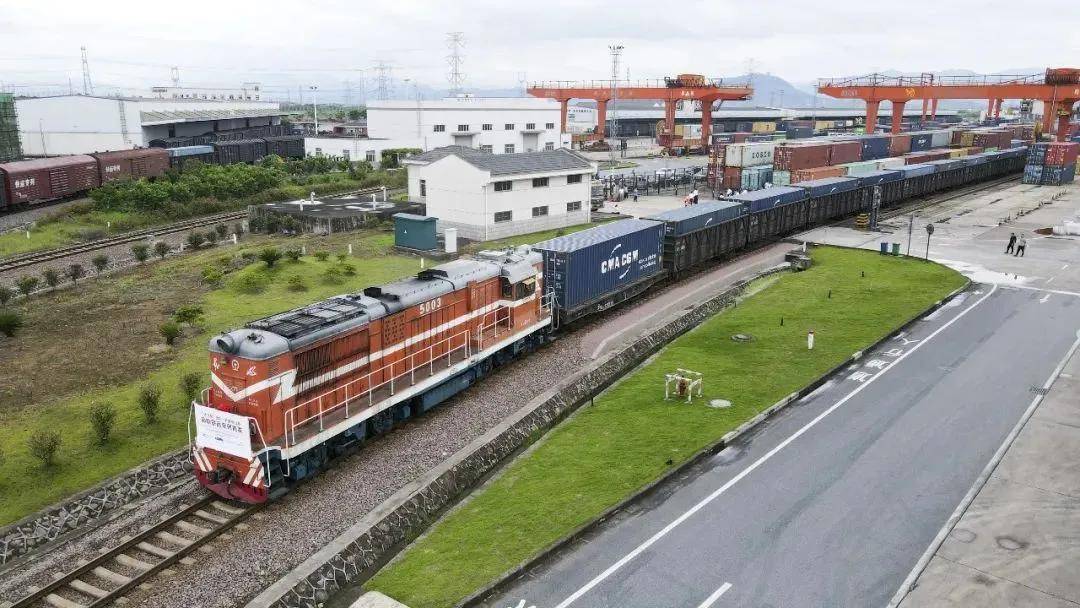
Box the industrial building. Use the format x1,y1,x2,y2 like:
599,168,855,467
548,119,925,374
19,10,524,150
14,95,289,156
404,145,595,241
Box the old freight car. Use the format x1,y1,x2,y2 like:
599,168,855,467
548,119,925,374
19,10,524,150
91,148,170,183
0,155,100,207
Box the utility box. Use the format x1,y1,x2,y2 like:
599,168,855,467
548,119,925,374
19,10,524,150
394,213,438,251
444,227,458,254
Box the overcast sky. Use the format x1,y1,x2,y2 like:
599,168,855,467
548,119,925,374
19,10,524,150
2,0,1078,100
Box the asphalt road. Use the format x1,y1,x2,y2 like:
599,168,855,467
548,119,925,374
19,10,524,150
482,285,1080,608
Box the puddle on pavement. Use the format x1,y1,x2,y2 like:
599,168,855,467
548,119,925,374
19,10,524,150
936,259,1036,286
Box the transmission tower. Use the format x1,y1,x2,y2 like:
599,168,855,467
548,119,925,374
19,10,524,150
80,46,94,95
608,44,624,161
517,72,527,95
374,61,393,101
446,32,466,95
171,66,180,87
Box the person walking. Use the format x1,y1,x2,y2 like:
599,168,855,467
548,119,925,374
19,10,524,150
1014,234,1027,257
1005,232,1017,254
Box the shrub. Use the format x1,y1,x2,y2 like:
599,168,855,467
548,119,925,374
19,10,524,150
180,372,202,406
42,268,60,289
314,251,330,262
336,253,348,263
131,243,150,263
259,247,283,268
0,311,23,337
16,275,39,296
67,264,85,285
215,224,229,239
287,275,308,291
88,402,117,444
138,384,161,423
154,241,170,260
160,321,182,345
173,304,204,325
186,232,206,250
341,263,357,276
91,254,109,274
322,266,344,285
201,266,224,287
233,272,268,294
240,251,258,263
205,230,218,245
285,248,302,263
27,430,61,467
0,285,11,305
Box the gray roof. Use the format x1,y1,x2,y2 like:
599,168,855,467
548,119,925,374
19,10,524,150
140,108,292,125
407,146,594,176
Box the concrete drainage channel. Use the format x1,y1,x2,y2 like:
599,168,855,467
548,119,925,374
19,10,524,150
245,263,793,608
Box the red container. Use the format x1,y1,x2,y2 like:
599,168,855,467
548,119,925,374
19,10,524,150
950,130,970,146
791,165,848,183
0,155,100,205
773,143,830,171
731,132,752,143
1046,68,1080,85
888,134,912,156
1045,142,1079,167
721,166,742,190
91,148,170,183
904,150,950,164
828,141,862,165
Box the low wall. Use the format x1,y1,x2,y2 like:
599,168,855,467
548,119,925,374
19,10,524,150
249,265,792,608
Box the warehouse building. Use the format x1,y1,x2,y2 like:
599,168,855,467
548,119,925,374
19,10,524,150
14,94,289,156
404,145,595,241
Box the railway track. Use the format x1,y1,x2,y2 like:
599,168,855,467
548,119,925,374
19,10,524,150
879,174,1020,222
3,497,256,608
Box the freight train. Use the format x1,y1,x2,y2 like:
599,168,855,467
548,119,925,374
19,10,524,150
191,146,1028,503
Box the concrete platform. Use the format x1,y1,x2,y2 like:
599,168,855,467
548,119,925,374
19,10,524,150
349,591,411,608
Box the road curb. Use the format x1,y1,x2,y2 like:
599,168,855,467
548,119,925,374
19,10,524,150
458,275,973,608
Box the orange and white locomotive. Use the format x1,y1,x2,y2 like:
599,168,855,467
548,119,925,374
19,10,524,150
191,248,550,503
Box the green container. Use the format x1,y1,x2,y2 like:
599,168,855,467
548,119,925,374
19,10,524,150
891,242,901,256
394,213,438,251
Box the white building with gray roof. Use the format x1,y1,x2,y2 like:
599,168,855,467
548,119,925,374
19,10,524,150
404,145,596,241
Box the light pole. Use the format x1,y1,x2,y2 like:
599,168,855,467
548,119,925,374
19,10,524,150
309,85,319,134
925,223,934,260
906,213,914,255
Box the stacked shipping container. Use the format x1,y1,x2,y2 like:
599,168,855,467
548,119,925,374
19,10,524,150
1023,142,1078,185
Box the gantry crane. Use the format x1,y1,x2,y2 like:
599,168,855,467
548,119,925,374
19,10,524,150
817,69,1080,141
528,75,753,152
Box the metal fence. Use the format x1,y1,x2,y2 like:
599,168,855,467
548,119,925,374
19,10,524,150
593,167,707,202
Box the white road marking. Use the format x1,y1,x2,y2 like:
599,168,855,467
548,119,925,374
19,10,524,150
888,327,1080,608
695,582,733,608
1040,293,1051,304
1063,264,1070,270
1046,276,1056,284
1007,285,1080,298
551,285,998,608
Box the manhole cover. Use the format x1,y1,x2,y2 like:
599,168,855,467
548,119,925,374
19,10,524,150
731,334,753,343
1030,386,1049,395
708,399,732,409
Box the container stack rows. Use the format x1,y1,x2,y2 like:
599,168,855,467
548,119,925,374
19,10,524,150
1022,142,1078,185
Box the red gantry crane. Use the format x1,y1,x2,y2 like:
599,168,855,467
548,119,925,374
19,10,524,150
528,75,753,152
817,69,1080,141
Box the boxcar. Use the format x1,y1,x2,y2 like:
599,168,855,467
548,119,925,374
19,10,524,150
0,155,100,206
167,145,216,168
263,135,305,160
214,139,268,165
91,148,170,183
646,201,748,274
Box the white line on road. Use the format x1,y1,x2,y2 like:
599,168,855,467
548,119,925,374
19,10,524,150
1064,264,1070,270
1046,276,1056,284
887,327,1080,608
551,285,999,608
1006,285,1080,298
695,582,733,608
1040,293,1051,304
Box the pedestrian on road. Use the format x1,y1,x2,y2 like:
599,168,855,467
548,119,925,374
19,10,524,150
1014,235,1027,257
1005,232,1017,254
632,188,639,202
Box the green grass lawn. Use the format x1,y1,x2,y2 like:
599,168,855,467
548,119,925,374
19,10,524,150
368,246,966,608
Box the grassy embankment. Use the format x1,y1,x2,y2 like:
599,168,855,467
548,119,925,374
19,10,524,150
368,246,966,608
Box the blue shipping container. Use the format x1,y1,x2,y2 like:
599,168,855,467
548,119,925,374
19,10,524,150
533,219,665,312
723,186,808,212
909,134,932,152
1029,143,1049,165
899,163,935,178
860,136,890,160
167,145,215,158
645,201,745,237
965,154,988,166
796,176,859,198
1022,164,1044,184
786,126,814,139
857,170,903,186
926,159,965,172
1040,164,1075,185
741,166,773,190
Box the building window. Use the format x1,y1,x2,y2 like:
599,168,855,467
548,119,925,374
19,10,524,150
420,180,426,197
505,123,515,130
526,123,536,130
365,150,376,162
433,124,446,132
567,201,582,212
532,177,549,188
494,180,512,192
315,147,323,156
546,122,555,129
457,124,469,132
544,142,555,151
482,123,493,131
504,144,515,154
532,205,549,217
494,211,512,223
567,173,583,184
480,144,493,153
342,149,350,160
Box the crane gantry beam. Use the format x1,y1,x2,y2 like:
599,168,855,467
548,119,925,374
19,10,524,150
528,77,753,151
818,72,1080,141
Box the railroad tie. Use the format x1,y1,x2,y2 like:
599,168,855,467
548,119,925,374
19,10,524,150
67,579,109,599
44,594,86,608
115,554,154,571
194,509,229,525
174,520,212,536
155,530,193,548
92,566,130,585
211,501,246,515
136,541,174,559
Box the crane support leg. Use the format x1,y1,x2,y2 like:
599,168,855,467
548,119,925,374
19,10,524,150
865,100,880,134
930,98,939,120
921,98,928,121
700,100,713,151
596,99,608,140
890,100,905,134
1042,100,1055,135
559,99,569,134
994,98,1003,120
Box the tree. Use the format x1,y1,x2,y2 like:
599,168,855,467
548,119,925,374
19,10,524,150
88,402,117,444
27,430,61,467
180,372,202,406
287,275,308,291
259,247,283,268
42,268,60,289
138,384,161,423
173,304,204,326
205,230,218,246
131,243,150,263
0,285,11,306
160,321,181,345
91,254,109,274
186,232,205,250
16,275,39,296
67,264,85,285
347,108,363,120
314,251,330,262
0,311,23,337
154,241,170,260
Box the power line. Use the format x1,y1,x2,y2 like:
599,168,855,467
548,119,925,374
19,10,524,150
446,32,466,95
374,61,393,101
